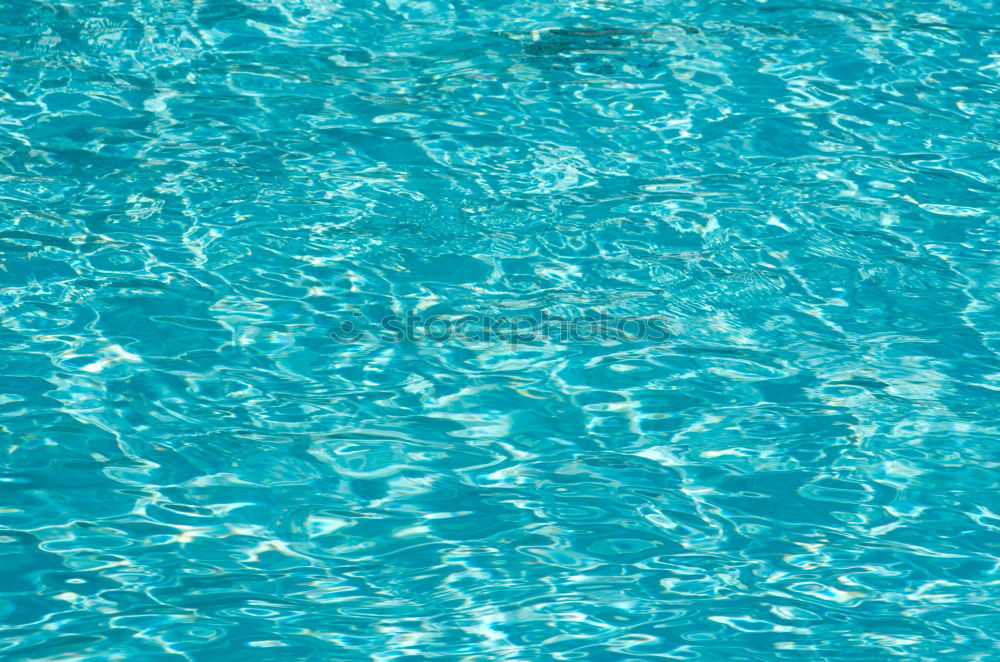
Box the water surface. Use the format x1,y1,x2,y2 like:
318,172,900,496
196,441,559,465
1,0,1000,659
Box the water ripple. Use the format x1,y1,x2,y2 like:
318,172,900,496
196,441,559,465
2,0,1000,659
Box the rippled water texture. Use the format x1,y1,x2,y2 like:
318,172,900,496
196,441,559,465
2,0,1000,658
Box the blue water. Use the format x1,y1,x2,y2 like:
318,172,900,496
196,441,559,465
2,0,1000,659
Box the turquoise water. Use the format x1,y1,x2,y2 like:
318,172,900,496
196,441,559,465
2,0,1000,658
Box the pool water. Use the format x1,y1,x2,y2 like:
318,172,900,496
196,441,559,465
1,0,1000,659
